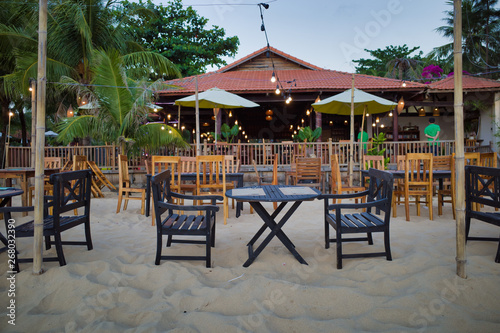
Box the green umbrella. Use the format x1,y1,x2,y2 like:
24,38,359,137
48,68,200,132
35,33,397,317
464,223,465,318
312,88,396,115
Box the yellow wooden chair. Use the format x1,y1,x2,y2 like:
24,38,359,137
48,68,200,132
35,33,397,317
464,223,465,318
196,155,228,225
403,153,433,221
330,154,365,204
116,154,145,216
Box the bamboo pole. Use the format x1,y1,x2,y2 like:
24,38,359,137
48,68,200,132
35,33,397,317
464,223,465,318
349,74,355,186
358,105,366,179
30,81,36,168
195,76,200,156
33,0,48,275
454,0,467,279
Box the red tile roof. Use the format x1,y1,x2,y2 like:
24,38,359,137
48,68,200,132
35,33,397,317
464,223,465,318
160,69,425,96
427,75,500,91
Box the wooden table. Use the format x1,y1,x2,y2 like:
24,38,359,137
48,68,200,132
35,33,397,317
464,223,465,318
0,168,60,215
226,185,321,267
145,172,245,217
0,188,23,253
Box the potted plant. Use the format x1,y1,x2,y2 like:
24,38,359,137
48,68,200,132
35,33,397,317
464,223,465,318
297,126,322,157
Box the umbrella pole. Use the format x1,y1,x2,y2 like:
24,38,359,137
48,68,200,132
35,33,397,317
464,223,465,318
454,0,466,279
359,105,366,181
349,74,355,187
195,76,200,156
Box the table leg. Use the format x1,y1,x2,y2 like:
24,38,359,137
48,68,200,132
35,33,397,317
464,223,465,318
236,175,243,218
0,197,11,253
145,174,151,217
244,201,307,267
20,175,28,216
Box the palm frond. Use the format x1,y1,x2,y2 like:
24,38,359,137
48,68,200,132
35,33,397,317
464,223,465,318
55,114,98,145
135,123,190,150
122,51,181,80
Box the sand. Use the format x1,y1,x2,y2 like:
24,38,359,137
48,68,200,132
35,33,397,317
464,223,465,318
1,191,500,333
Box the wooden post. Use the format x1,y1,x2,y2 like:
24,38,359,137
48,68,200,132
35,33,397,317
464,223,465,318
30,80,36,168
195,76,200,156
349,74,355,186
33,0,48,275
454,0,466,279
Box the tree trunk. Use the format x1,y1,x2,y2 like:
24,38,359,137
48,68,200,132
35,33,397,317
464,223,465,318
15,101,28,146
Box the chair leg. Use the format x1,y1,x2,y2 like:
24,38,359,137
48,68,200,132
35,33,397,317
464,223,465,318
53,232,67,266
324,219,330,249
367,232,373,245
336,227,342,269
384,229,392,261
116,191,123,213
428,193,433,221
140,192,145,215
205,232,212,268
85,220,93,251
155,234,162,265
45,235,51,250
495,240,500,263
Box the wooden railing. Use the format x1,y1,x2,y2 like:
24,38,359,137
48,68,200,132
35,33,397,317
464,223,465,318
7,140,477,171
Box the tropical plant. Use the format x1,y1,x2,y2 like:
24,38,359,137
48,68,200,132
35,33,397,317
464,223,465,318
117,0,240,76
366,132,389,168
55,49,188,153
210,123,239,143
297,126,322,143
429,0,500,78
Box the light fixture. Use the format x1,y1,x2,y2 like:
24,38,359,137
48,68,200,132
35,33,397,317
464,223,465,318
202,122,210,127
344,120,348,124
173,123,177,127
372,123,376,127
419,107,425,116
242,131,245,135
397,96,405,114
229,110,233,117
301,118,304,123
329,120,333,126
306,109,310,116
161,125,165,130
265,115,272,121
315,96,321,103
192,129,195,133
366,113,369,117
297,125,300,130
66,105,74,118
167,114,171,120
265,109,273,116
239,126,242,130
389,111,393,117
29,86,32,92
181,126,185,130
376,117,380,123
285,96,292,104
293,130,297,135
271,71,276,83
169,130,172,133
245,135,248,139
235,120,238,125
433,107,440,117
402,80,407,87
275,85,280,95
9,111,14,118
211,115,216,120
381,124,385,128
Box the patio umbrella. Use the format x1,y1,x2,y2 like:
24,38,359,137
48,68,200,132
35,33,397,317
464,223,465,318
175,87,259,148
312,87,397,185
44,130,58,137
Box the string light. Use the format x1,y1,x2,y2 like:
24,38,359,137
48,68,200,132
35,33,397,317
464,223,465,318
275,85,280,94
229,110,233,117
401,80,407,87
389,111,393,117
306,109,310,116
271,71,276,83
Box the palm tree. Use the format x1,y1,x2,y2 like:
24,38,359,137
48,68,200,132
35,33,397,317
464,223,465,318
56,49,188,153
429,0,500,76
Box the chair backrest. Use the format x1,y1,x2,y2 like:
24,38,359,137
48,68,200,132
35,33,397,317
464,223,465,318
396,155,406,171
49,169,92,224
405,153,433,183
252,155,278,185
118,154,131,188
480,152,498,168
196,155,225,192
464,152,481,165
366,168,394,216
45,157,62,169
295,157,321,186
362,155,385,171
224,155,240,173
180,156,197,173
151,156,181,192
465,139,477,147
73,155,88,171
144,158,152,174
151,169,172,227
433,155,453,170
330,154,342,193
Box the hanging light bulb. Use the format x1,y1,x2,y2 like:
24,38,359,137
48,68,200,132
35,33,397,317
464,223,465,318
167,114,171,120
376,117,380,123
275,85,280,95
169,129,172,133
161,125,165,130
238,126,242,130
329,120,333,126
66,105,74,118
229,110,233,117
306,109,310,116
235,120,238,125
173,123,177,127
389,111,393,117
242,131,245,135
181,126,185,130
290,125,293,130
366,113,369,117
265,115,272,121
271,71,276,83
293,130,297,135
372,123,376,127
402,80,407,87
344,120,348,124
245,135,248,139
192,129,195,133
381,124,385,128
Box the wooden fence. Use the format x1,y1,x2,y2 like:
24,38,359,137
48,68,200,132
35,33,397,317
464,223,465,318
6,139,481,171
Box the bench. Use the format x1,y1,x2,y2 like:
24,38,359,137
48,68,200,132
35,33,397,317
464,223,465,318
465,165,500,263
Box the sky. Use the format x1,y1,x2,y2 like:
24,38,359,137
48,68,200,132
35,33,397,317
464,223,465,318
174,0,454,73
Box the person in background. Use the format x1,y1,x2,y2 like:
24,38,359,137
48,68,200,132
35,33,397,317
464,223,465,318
424,117,440,155
357,127,368,152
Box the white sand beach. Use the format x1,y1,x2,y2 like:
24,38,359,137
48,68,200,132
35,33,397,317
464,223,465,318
1,192,500,332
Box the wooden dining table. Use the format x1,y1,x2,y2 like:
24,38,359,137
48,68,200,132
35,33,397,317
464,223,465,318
0,168,60,215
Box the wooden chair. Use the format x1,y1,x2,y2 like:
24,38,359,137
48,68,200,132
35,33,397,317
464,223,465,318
252,155,278,211
465,165,500,263
179,156,197,196
362,155,385,187
480,152,498,168
224,155,240,209
322,168,394,269
28,157,62,206
391,155,406,214
436,155,456,219
151,156,182,224
151,170,221,267
403,153,434,221
116,154,145,216
196,155,228,225
294,157,322,189
0,170,93,272
330,154,365,204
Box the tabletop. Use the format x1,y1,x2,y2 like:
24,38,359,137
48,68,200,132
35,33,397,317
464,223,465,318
0,188,24,199
226,185,321,202
361,169,451,179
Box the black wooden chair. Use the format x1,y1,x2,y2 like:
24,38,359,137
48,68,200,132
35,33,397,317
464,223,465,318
321,168,394,269
151,170,222,267
0,170,93,272
465,165,500,263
